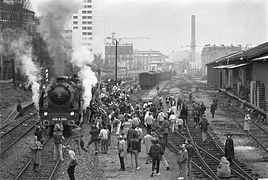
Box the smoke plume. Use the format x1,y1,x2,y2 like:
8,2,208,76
72,45,98,109
37,0,98,109
0,29,41,109
37,0,81,76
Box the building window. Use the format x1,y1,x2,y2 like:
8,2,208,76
82,10,92,14
73,21,78,24
83,5,92,8
73,26,78,29
82,21,92,24
82,26,92,30
73,16,78,19
82,16,92,19
83,0,92,3
82,32,92,35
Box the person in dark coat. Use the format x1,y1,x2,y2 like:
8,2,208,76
149,138,163,177
34,125,45,144
224,134,234,164
185,139,194,176
17,100,23,117
180,105,188,127
210,102,217,118
199,115,209,142
87,125,100,154
200,102,206,116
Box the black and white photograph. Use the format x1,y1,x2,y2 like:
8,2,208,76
0,0,267,179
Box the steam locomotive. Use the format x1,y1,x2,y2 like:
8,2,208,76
39,76,83,136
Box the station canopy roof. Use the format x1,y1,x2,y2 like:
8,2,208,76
207,42,268,66
251,55,268,61
213,63,249,69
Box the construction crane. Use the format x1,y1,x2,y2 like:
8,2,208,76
106,32,150,44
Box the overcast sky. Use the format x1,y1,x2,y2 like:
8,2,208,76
104,0,267,53
31,0,268,53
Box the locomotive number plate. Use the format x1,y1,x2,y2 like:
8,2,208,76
52,118,67,121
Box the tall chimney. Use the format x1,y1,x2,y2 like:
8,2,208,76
190,15,196,62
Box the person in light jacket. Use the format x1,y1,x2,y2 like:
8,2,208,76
30,136,42,172
244,114,251,133
177,144,188,180
217,157,231,178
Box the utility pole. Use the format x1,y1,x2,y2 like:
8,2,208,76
115,39,118,85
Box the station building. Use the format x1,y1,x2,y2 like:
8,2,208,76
206,42,268,113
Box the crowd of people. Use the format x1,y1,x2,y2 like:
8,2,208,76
28,80,239,180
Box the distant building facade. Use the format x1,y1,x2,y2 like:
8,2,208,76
133,50,166,72
201,44,241,76
104,43,133,78
72,0,104,54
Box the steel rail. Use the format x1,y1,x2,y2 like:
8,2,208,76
185,125,221,180
195,143,255,180
207,133,256,180
168,140,215,180
154,130,215,180
14,137,51,180
0,121,39,156
49,136,72,180
227,111,268,153
0,111,37,138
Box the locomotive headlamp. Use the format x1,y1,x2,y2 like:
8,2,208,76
70,111,75,116
44,112,48,116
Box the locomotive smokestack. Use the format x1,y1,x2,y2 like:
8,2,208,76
190,15,196,62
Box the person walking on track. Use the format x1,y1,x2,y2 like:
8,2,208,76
117,135,127,171
87,125,100,155
185,139,194,178
210,102,217,118
159,135,170,170
169,111,177,133
149,138,163,177
161,117,169,146
71,124,81,155
199,115,209,142
142,132,154,164
129,134,140,169
66,145,78,180
224,133,234,164
178,144,188,180
53,124,64,161
30,136,42,172
244,114,251,133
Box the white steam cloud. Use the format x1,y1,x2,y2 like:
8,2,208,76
37,0,98,109
72,45,98,109
0,29,41,109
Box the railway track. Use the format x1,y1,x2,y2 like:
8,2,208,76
225,107,268,154
182,75,268,154
150,75,259,179
0,108,38,156
15,134,71,180
185,120,256,180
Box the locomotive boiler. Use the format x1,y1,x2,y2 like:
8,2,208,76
39,76,83,136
